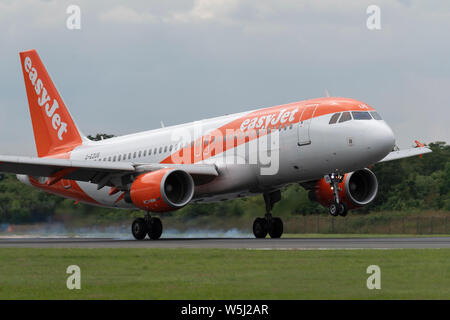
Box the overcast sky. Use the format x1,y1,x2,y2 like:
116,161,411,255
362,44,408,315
0,0,449,155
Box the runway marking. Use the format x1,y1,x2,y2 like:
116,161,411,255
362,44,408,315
0,237,449,249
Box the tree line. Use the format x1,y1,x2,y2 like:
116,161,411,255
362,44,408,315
0,140,448,224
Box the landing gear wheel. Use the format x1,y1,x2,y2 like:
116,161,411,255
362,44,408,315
148,217,163,240
268,217,283,238
325,172,346,217
132,218,148,240
329,203,339,217
338,203,348,217
253,218,268,238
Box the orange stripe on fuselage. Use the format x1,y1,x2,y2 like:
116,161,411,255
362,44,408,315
161,97,374,165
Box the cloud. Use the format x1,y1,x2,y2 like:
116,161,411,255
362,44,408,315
168,0,239,23
98,1,241,25
0,0,449,155
99,5,158,24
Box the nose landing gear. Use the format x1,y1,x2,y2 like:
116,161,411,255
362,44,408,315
253,190,284,238
326,172,348,217
131,212,163,240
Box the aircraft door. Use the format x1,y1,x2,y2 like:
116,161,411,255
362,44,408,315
297,104,318,146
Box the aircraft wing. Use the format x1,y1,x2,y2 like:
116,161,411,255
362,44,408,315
377,146,432,163
0,155,218,187
134,163,219,176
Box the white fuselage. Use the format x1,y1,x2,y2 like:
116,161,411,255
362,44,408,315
28,97,394,209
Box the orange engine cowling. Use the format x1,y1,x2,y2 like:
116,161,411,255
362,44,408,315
130,168,195,212
313,168,378,210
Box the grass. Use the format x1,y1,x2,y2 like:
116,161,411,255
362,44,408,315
0,248,449,299
283,233,450,238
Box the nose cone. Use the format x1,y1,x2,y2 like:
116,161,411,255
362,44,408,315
366,120,395,162
378,121,395,153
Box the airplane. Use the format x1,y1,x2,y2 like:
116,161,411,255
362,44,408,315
0,49,431,240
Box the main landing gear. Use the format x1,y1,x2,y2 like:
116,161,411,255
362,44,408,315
326,172,348,217
132,212,163,240
253,190,284,239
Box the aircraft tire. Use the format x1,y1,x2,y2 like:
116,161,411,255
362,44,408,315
329,203,339,216
268,217,283,238
253,218,268,238
132,218,148,240
338,203,348,217
148,217,163,240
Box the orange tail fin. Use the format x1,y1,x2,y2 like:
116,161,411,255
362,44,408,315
20,49,84,158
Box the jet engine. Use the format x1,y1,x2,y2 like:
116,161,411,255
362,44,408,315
129,168,194,212
312,168,378,210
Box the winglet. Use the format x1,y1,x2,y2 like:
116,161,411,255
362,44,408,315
414,140,425,158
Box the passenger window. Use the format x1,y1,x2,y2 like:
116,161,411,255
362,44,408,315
370,111,382,120
339,112,352,123
143,150,147,157
159,147,162,153
133,152,136,158
108,156,111,161
163,146,167,152
128,153,131,159
148,149,152,155
169,145,173,151
118,155,121,161
352,111,372,120
329,113,341,124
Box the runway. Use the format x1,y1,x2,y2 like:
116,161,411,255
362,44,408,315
0,237,449,249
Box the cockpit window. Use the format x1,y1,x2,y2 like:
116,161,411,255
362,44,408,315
352,111,372,120
339,111,352,123
329,113,341,124
370,111,382,120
